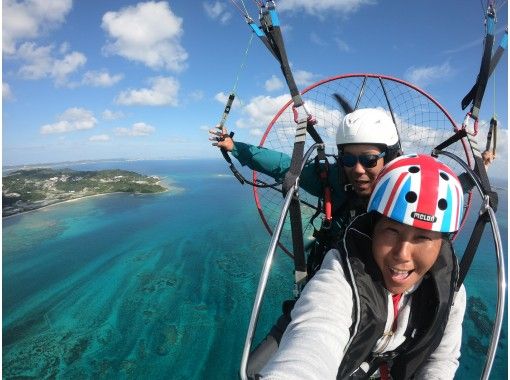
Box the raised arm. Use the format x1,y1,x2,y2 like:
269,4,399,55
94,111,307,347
209,125,326,196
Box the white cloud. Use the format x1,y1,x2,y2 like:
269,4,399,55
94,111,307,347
115,122,155,136
82,70,123,87
89,134,110,142
203,1,232,24
102,109,125,120
236,94,291,130
278,0,375,17
3,0,73,54
3,82,14,100
52,51,88,85
294,70,318,87
40,108,97,134
265,75,284,92
404,61,453,88
16,42,86,86
102,1,188,71
115,76,180,106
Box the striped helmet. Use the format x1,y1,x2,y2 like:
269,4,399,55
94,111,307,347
367,154,463,233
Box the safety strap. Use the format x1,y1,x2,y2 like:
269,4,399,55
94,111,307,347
457,211,491,289
245,1,326,295
315,147,333,227
433,129,467,152
461,5,496,117
455,4,499,205
284,118,309,296
462,28,508,110
465,123,495,205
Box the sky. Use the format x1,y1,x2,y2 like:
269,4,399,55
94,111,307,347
2,0,508,179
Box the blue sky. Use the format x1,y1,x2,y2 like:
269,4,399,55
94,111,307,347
2,0,508,178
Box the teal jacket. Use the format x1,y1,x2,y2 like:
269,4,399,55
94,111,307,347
232,142,348,208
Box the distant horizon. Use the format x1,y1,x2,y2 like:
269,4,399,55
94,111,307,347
2,156,209,169
3,156,507,187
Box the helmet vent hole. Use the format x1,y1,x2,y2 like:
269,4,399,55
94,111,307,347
405,191,417,203
408,166,419,173
438,198,448,210
440,172,449,180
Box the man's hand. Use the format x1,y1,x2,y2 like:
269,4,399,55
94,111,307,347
482,150,495,169
209,125,234,152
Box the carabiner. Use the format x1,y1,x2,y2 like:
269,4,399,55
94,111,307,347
462,112,479,136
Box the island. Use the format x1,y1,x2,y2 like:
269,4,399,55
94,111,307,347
2,168,168,217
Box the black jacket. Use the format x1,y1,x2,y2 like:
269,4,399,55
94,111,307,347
336,213,459,379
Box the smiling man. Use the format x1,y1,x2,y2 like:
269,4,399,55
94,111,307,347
259,154,467,380
209,107,402,274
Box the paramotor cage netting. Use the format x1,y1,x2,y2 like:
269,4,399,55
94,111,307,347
253,74,473,257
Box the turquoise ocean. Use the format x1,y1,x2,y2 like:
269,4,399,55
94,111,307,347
3,159,508,379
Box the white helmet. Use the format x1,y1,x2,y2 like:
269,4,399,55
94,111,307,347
336,108,400,148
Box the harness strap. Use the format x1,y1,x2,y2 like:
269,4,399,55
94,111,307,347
282,118,308,295
462,28,508,110
433,129,467,152
457,211,490,288
466,130,495,206
461,5,496,117
242,1,328,295
315,148,332,226
260,3,302,103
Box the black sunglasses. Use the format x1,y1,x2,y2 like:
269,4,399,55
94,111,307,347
340,152,386,168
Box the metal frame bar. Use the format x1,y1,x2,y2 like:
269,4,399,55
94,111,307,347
435,150,505,380
239,143,322,380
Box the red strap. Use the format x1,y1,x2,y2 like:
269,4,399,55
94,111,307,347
391,293,402,330
380,294,402,380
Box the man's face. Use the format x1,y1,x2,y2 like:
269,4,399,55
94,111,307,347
372,216,443,294
341,144,385,198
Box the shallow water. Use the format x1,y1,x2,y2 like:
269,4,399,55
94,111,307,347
2,160,507,379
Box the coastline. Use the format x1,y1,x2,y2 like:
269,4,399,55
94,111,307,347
2,188,173,220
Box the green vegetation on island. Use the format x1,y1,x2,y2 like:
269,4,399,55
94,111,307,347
2,168,168,217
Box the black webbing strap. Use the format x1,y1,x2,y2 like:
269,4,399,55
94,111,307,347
461,6,496,116
468,135,495,206
462,29,508,110
433,129,467,152
259,3,302,104
282,119,308,294
457,211,490,289
434,129,496,210
251,2,328,294
316,147,332,226
247,18,279,61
